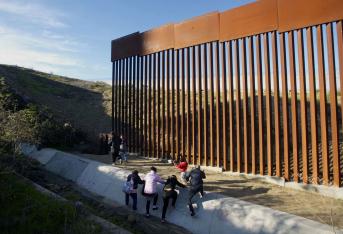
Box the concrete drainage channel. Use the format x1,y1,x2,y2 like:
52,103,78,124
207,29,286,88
29,167,190,234
24,147,342,234
20,148,191,234
20,158,191,234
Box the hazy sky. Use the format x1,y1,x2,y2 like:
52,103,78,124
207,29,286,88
0,0,254,83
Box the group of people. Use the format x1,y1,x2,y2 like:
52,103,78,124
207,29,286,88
123,157,206,223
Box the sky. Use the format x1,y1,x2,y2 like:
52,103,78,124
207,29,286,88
0,0,255,84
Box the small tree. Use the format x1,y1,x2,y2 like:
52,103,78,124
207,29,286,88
1,105,40,154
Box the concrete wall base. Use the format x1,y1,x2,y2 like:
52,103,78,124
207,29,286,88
285,182,343,200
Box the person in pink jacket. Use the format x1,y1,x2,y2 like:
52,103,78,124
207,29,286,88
143,166,165,217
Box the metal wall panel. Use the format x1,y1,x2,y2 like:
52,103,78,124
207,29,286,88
140,24,174,55
278,0,343,32
174,12,219,49
220,0,278,41
112,32,140,61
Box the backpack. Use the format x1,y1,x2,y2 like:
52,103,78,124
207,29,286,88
122,178,134,194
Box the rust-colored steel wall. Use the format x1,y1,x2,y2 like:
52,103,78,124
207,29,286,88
112,0,343,187
221,42,228,170
197,45,203,166
112,33,140,61
140,24,174,56
278,0,343,32
219,0,278,41
248,37,256,174
174,12,219,49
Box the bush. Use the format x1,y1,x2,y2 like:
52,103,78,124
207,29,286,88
1,106,40,148
0,78,87,150
0,77,26,111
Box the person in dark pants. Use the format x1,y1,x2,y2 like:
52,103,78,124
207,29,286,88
143,166,165,217
125,170,144,210
161,175,186,223
108,132,120,165
185,165,206,216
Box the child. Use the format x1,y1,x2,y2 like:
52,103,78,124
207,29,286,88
174,156,188,182
117,135,128,164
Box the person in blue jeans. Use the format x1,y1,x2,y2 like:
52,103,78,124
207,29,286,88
125,170,144,210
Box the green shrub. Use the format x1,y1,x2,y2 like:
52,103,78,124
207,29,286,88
0,173,101,234
0,77,87,150
0,77,26,111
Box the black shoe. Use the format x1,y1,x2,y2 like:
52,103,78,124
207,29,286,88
152,206,158,210
190,212,195,216
161,219,166,223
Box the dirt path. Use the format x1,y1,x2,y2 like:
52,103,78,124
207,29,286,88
75,152,343,230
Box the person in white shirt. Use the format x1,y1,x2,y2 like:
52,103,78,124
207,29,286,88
142,166,165,217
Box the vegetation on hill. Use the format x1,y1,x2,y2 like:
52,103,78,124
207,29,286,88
0,75,85,152
0,64,113,233
0,64,112,147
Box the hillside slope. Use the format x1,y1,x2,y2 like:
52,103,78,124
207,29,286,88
0,64,111,143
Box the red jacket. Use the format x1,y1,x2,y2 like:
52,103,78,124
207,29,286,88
176,161,188,172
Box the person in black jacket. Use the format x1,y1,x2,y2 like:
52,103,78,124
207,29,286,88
108,132,121,165
161,175,186,223
185,165,206,216
125,170,144,210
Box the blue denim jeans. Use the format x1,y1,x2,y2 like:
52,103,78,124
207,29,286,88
125,192,138,210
